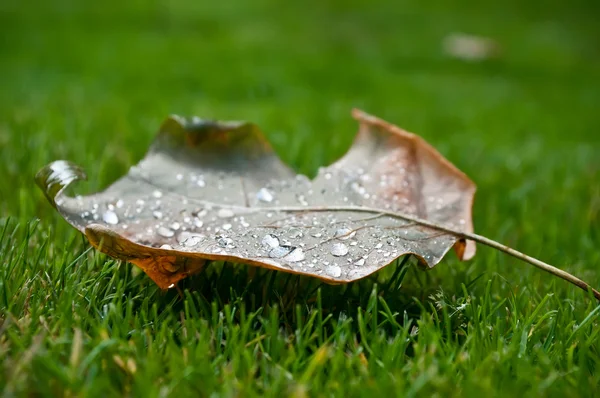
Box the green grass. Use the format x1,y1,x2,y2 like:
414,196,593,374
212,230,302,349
1,0,600,396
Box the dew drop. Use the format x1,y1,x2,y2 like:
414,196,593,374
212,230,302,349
160,244,173,250
325,264,342,277
330,243,349,257
193,218,204,228
296,194,308,206
354,258,366,266
182,234,204,247
222,223,232,231
116,199,124,208
334,227,356,240
194,209,208,218
102,210,119,225
375,243,383,249
157,226,174,238
197,179,206,188
152,190,163,198
269,245,293,259
284,247,305,262
170,222,181,230
216,235,235,248
217,208,234,218
176,173,183,180
153,211,163,219
256,188,274,203
262,234,280,249
311,232,323,238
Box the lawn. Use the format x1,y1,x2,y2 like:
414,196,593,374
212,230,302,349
1,0,600,396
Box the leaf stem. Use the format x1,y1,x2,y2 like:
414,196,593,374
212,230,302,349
272,205,600,301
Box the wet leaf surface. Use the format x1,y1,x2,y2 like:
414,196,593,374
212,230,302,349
36,110,476,289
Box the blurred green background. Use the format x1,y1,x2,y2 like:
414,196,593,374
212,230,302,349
1,0,600,396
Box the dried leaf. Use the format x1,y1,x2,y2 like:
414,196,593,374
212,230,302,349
35,109,600,301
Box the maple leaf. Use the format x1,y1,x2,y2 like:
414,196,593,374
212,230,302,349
35,109,600,301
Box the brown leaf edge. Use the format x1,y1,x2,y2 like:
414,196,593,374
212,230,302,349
34,111,600,301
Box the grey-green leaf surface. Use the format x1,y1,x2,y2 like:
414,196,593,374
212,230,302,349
36,110,476,288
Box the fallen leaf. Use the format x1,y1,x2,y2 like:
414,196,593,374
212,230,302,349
35,110,475,288
35,109,600,301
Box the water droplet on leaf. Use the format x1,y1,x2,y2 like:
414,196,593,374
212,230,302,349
256,188,274,203
331,243,349,257
102,210,119,225
216,235,235,248
284,247,305,262
334,227,356,240
157,226,174,238
269,245,293,258
325,264,342,277
354,258,365,266
262,234,280,249
217,208,234,218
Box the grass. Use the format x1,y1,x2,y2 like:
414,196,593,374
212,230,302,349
1,0,600,396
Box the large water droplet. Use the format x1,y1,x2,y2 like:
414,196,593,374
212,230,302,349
182,233,204,247
262,234,280,249
256,188,274,203
217,208,234,218
334,227,356,240
157,226,174,238
193,218,204,228
216,235,235,248
284,247,305,262
325,264,342,277
296,194,308,206
269,245,293,259
354,258,365,266
330,243,349,257
102,210,119,225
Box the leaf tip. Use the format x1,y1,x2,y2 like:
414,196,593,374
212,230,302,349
35,160,87,207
